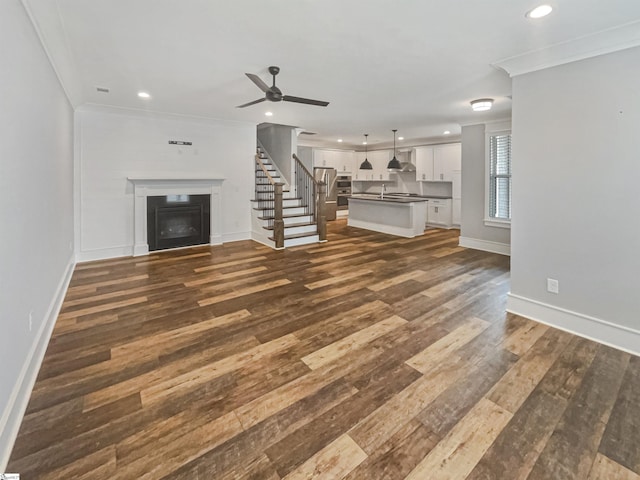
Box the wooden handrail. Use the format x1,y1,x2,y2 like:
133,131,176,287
292,153,318,185
255,155,277,185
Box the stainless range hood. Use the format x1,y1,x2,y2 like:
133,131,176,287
399,161,416,172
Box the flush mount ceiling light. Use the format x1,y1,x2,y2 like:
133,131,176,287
526,4,553,18
359,134,373,170
387,129,401,171
471,98,493,112
137,91,151,99
265,111,273,116
337,139,343,143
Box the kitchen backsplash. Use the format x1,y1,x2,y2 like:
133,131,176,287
353,173,452,197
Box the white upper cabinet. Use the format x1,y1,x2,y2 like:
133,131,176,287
353,150,392,181
414,146,434,181
414,143,461,182
371,150,392,181
433,143,461,182
313,149,355,173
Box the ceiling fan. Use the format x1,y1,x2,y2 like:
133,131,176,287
237,66,329,108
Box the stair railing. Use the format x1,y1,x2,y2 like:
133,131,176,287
255,154,285,248
292,154,327,242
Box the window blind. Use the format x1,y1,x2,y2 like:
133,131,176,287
489,134,512,220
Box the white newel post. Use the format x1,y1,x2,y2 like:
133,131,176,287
128,176,225,256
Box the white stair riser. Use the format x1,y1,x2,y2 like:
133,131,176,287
284,235,320,248
284,199,304,208
260,206,308,216
253,199,304,208
284,224,317,236
255,215,314,228
254,194,299,202
284,215,313,226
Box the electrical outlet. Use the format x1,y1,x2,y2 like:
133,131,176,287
547,278,559,294
28,310,33,331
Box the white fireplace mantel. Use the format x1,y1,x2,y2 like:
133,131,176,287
128,176,225,256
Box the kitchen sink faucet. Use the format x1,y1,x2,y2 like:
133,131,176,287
380,183,386,199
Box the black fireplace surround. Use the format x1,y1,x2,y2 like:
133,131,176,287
147,194,211,252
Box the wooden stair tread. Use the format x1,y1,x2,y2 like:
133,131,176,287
251,197,302,202
268,231,319,241
263,221,316,231
258,212,312,220
253,205,308,211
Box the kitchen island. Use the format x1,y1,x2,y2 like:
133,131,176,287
348,195,429,237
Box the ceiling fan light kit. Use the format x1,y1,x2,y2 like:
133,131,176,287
471,98,493,111
387,129,401,171
359,133,373,170
237,66,329,108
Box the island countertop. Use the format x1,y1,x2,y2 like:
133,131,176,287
349,194,429,204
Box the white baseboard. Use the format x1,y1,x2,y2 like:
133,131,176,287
506,293,640,357
77,245,132,262
222,231,251,243
0,255,75,471
77,232,253,263
459,236,510,256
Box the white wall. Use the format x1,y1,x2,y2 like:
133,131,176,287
75,107,256,261
258,123,297,185
508,46,640,354
460,124,511,254
0,0,75,467
296,145,314,173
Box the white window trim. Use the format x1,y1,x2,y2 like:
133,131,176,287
484,218,511,229
484,124,512,228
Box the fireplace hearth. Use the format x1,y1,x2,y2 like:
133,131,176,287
147,194,211,251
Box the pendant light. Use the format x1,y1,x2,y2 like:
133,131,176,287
359,134,372,170
387,129,401,171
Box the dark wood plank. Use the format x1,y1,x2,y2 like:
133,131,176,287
466,336,600,480
526,345,630,480
599,355,640,475
6,220,638,480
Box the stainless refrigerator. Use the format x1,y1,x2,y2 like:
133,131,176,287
313,167,337,221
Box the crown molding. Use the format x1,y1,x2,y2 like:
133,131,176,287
493,20,640,77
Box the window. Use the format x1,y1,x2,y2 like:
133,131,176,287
486,132,512,226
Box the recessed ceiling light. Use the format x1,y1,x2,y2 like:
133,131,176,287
265,111,273,117
471,98,494,112
526,4,553,19
362,141,367,145
137,91,151,99
443,130,451,135
398,137,404,141
337,139,343,142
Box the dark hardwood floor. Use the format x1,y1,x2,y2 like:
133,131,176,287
8,220,640,479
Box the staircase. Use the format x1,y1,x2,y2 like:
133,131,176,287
251,145,323,249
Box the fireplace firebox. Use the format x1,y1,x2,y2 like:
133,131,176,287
147,194,211,251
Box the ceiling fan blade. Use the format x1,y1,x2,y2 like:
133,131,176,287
283,95,329,107
236,98,266,108
246,73,270,93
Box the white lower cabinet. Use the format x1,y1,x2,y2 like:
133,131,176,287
426,199,452,227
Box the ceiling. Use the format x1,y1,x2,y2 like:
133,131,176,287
23,0,640,148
